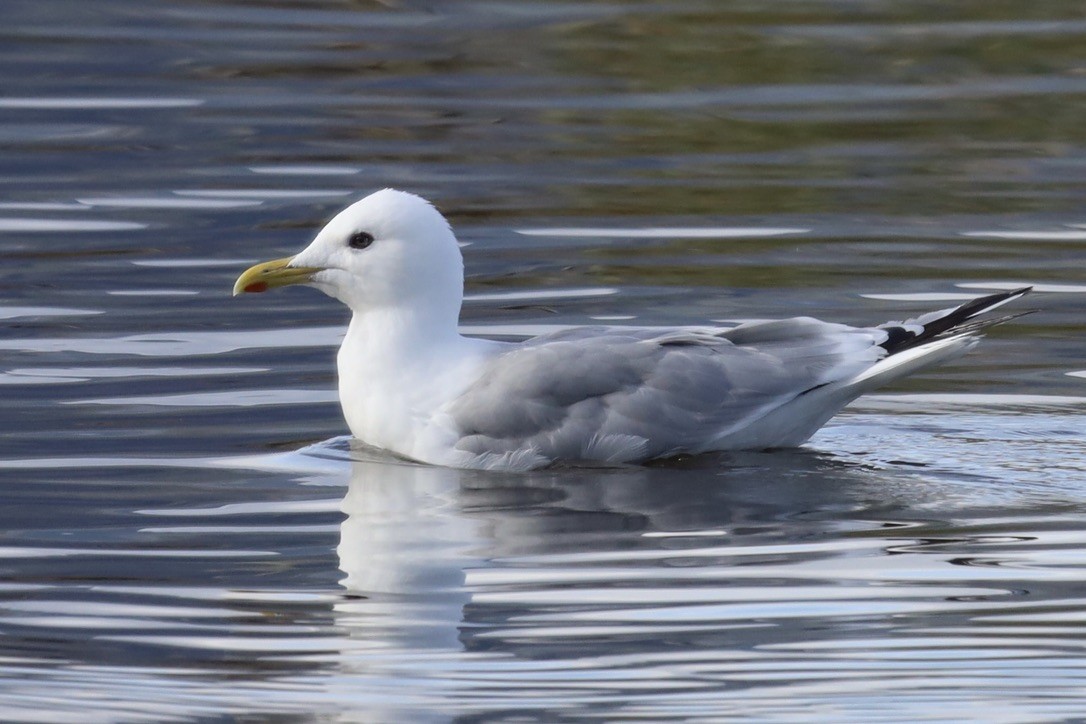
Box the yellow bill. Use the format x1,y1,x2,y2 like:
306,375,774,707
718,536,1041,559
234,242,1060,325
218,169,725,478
233,257,324,296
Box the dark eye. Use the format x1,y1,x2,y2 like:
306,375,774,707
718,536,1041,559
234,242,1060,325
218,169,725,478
348,231,374,250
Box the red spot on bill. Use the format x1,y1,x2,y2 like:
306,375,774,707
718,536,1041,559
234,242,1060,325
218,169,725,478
244,281,269,293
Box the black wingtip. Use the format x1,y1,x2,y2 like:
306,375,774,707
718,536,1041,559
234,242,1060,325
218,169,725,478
952,286,1032,321
879,286,1032,355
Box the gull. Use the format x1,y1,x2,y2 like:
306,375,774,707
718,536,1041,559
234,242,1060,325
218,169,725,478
234,189,1030,471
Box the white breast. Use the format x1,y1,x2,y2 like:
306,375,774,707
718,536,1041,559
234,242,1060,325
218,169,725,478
336,314,501,465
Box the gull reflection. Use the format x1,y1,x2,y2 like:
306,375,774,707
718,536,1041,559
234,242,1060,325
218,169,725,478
332,445,915,657
332,419,1078,673
335,451,484,651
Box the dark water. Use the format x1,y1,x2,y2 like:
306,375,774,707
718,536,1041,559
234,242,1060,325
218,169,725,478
2,1,1086,720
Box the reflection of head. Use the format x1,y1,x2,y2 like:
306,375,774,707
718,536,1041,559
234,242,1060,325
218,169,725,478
335,455,481,653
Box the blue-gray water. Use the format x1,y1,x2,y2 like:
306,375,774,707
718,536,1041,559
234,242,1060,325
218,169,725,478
2,1,1086,721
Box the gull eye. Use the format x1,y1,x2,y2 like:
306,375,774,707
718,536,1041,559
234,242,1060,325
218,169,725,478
348,231,374,250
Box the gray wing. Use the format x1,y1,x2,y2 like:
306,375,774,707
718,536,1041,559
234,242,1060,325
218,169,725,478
447,320,887,464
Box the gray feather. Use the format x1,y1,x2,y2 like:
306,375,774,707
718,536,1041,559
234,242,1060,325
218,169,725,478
448,322,887,463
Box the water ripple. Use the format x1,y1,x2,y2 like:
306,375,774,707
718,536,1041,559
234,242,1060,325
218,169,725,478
0,218,145,232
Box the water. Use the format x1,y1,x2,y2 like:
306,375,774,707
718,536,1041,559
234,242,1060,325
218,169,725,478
2,0,1085,720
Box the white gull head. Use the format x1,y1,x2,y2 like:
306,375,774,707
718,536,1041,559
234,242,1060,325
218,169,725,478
234,189,499,466
291,189,464,328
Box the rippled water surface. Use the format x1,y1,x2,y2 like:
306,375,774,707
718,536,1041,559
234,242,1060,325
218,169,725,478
2,1,1086,720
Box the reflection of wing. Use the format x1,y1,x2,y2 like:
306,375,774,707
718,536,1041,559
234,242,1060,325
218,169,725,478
336,456,483,651
448,322,884,465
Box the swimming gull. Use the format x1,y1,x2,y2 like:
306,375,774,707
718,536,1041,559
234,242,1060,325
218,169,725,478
234,189,1030,471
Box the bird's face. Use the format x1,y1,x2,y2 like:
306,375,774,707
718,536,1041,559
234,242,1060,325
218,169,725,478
233,189,464,314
